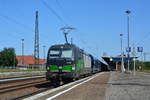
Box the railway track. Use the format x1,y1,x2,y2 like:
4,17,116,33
0,75,45,82
0,73,96,100
0,79,48,93
0,75,51,100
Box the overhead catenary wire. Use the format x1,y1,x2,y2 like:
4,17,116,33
136,32,150,46
41,0,79,44
55,0,72,25
0,13,34,32
45,0,86,45
40,0,68,26
54,0,93,52
0,13,35,44
41,0,101,57
0,10,52,58
55,0,63,9
0,12,52,44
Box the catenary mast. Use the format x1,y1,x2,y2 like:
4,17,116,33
34,11,39,64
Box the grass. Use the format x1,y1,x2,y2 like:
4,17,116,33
0,68,46,72
137,69,150,73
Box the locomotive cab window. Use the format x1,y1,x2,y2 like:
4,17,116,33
49,49,60,58
50,50,60,55
61,49,73,58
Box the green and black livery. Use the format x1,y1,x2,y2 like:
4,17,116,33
46,43,92,82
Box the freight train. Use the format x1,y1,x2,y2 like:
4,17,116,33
46,43,108,84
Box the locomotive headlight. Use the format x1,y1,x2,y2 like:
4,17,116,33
72,64,75,70
59,66,62,69
71,57,74,61
66,61,72,64
46,66,50,70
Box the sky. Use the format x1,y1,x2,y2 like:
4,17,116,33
0,0,150,61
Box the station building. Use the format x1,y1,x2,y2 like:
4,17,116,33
102,54,138,71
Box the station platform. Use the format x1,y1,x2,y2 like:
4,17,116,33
106,72,150,100
24,71,150,100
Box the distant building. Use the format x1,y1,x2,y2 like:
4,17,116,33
16,55,46,67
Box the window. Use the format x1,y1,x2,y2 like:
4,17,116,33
49,49,73,58
50,50,60,55
61,49,72,58
49,50,60,58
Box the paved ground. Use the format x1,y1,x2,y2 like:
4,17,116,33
24,71,150,100
106,72,150,100
25,72,110,100
53,72,110,100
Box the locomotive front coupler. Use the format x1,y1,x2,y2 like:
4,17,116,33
58,74,64,85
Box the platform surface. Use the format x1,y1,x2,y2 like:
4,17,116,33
25,71,150,100
106,72,150,100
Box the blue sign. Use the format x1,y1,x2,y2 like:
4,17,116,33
137,47,143,52
126,47,131,52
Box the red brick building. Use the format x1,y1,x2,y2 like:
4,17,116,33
16,55,46,67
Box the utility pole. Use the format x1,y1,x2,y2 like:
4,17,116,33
21,39,24,65
34,11,40,65
125,10,131,72
132,44,136,75
141,52,143,71
120,34,123,53
60,26,75,44
137,47,143,70
144,52,146,61
14,48,16,67
120,34,125,72
43,45,46,60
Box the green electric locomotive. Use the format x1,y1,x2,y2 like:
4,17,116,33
46,43,92,83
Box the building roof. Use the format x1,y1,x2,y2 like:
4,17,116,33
16,55,46,66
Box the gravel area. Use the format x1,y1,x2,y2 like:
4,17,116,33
106,72,150,100
0,79,50,100
0,87,39,100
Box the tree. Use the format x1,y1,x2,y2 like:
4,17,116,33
132,60,150,70
0,48,18,66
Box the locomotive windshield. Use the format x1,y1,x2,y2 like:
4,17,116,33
61,49,72,58
49,48,73,58
49,49,60,58
50,50,60,55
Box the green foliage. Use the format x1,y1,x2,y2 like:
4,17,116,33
143,61,150,70
0,48,18,66
132,60,150,70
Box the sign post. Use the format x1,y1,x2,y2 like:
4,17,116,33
137,47,143,71
132,44,136,75
126,47,131,71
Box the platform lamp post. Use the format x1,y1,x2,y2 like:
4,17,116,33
125,10,131,72
21,39,24,65
133,44,136,75
120,34,125,72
